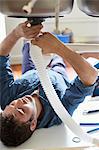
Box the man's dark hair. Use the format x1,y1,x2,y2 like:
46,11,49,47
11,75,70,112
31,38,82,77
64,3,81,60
0,113,34,147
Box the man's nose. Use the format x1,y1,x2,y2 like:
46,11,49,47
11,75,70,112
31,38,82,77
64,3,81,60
15,99,23,107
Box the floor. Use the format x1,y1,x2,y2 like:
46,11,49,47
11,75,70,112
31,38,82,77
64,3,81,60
11,64,22,79
11,53,98,80
11,64,76,81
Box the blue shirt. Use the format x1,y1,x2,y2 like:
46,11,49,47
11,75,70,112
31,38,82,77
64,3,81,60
0,56,96,128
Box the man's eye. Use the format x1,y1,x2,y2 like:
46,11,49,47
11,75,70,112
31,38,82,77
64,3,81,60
10,103,14,106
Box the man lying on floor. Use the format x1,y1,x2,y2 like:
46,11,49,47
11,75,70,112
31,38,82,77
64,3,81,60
0,21,98,147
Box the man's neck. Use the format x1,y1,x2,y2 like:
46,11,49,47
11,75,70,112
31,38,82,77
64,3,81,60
32,94,43,119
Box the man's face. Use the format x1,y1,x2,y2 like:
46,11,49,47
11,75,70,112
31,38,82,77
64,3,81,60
2,95,37,123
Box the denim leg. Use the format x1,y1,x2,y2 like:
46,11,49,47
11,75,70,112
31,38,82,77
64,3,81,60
93,62,99,96
93,76,99,96
22,42,36,74
94,63,99,69
50,54,69,82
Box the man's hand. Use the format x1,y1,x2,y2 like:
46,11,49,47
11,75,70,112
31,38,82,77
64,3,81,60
0,21,43,56
14,21,43,39
31,32,62,54
31,32,98,86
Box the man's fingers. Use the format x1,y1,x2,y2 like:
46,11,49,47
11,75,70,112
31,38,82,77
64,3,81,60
26,23,43,30
31,32,47,44
27,33,39,39
31,38,38,45
22,28,42,39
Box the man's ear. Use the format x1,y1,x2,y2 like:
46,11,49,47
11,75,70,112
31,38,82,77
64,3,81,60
30,119,37,131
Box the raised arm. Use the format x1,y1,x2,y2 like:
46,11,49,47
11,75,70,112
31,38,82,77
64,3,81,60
0,22,42,56
31,32,98,86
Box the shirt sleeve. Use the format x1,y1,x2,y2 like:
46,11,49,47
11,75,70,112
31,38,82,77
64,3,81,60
0,56,14,109
62,77,97,116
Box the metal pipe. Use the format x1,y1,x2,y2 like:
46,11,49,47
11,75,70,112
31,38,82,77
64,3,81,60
54,0,60,34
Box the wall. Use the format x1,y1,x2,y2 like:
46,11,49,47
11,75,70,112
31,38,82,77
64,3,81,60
43,1,99,41
0,13,6,43
5,17,26,64
5,1,99,64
